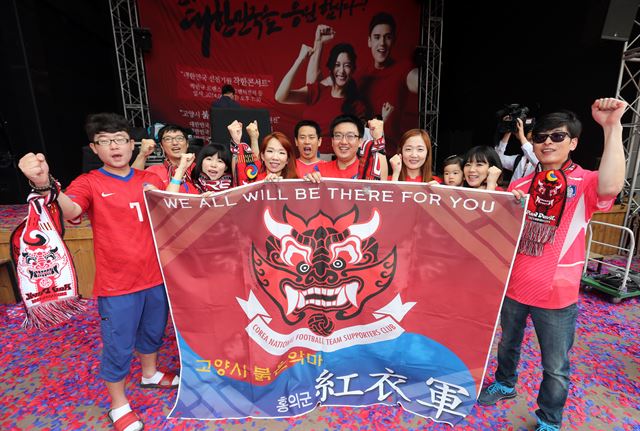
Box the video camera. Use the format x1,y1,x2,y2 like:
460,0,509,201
497,104,535,134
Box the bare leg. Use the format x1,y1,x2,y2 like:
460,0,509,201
106,379,128,409
139,351,158,379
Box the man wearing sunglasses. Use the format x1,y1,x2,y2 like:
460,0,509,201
478,98,626,431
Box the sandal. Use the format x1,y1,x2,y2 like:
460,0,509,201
139,371,179,389
107,408,144,431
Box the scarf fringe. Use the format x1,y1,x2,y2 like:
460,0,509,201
22,297,88,330
518,222,557,256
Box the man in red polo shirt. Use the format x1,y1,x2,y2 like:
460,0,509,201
304,114,387,182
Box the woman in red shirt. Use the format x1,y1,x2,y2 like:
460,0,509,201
275,25,366,153
389,129,439,183
256,132,299,181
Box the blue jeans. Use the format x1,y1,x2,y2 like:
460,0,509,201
495,296,578,427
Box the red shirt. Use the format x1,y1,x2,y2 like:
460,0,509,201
296,159,326,177
304,81,367,154
507,166,615,308
318,159,359,179
146,163,197,194
358,59,418,154
65,168,165,297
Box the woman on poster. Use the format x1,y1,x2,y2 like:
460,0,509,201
275,25,367,153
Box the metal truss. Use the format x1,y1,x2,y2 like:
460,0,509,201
419,0,443,167
109,0,150,128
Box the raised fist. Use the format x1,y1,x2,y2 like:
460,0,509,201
227,120,243,144
140,138,156,157
389,154,402,173
18,153,50,187
315,25,335,44
246,121,259,141
368,118,384,140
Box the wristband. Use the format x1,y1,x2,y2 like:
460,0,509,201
170,177,182,186
29,174,56,192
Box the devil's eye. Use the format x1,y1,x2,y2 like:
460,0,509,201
26,256,36,264
332,258,345,269
297,262,310,273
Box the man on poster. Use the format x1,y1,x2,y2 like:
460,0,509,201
358,12,419,156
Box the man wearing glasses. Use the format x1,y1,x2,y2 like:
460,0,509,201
478,98,626,431
18,113,178,431
305,114,387,182
132,124,196,194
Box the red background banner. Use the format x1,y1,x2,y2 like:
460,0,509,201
138,0,421,145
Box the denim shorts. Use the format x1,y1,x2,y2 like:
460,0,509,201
97,284,169,382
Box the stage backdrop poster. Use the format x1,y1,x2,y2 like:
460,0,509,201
146,180,526,426
137,0,421,149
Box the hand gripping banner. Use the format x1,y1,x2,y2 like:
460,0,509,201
145,180,526,426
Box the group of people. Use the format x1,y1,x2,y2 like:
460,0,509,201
17,96,626,431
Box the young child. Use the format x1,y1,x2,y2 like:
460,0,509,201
168,143,233,193
18,113,178,431
441,155,464,186
462,146,503,190
389,129,438,182
478,98,626,431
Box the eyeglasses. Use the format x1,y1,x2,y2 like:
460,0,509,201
332,133,359,143
94,137,129,146
161,136,187,143
532,132,572,144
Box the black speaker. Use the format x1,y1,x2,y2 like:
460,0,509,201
601,0,640,41
413,46,428,67
133,27,152,53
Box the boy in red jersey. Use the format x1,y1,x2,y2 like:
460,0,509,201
18,113,178,431
478,98,626,431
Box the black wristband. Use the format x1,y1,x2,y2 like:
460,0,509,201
29,174,56,192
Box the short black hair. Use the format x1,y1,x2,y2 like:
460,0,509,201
158,124,188,141
330,114,364,138
221,84,235,95
369,12,396,36
294,120,321,138
193,143,231,180
532,110,582,138
85,113,130,141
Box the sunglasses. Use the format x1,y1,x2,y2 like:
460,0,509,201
532,131,572,144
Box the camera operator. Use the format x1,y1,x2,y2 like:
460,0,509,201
496,117,538,185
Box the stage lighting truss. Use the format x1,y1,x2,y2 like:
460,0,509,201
419,0,443,171
109,0,151,128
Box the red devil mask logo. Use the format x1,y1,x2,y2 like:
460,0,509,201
252,206,396,336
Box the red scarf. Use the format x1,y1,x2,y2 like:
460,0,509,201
195,174,233,193
233,142,259,186
164,159,193,185
518,159,576,256
358,136,386,180
10,189,87,329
